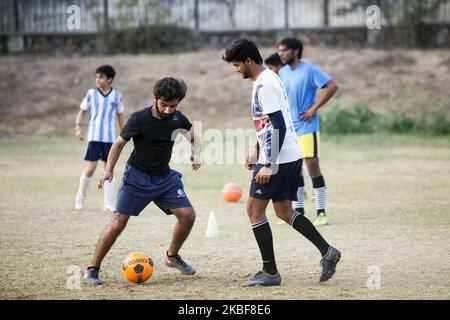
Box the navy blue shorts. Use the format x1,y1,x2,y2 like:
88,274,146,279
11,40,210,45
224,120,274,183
84,141,113,162
116,164,192,216
249,159,302,202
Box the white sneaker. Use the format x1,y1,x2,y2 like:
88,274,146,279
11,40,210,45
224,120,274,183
75,193,85,210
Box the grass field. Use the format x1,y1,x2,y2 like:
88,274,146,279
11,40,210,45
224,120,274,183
0,134,449,300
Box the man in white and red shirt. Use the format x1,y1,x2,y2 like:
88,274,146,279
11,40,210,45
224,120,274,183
222,39,341,287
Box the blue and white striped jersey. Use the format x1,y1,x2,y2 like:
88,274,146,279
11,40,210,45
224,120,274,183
80,88,124,143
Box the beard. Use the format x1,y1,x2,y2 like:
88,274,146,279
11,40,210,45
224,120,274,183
155,103,170,118
285,54,296,66
242,66,252,79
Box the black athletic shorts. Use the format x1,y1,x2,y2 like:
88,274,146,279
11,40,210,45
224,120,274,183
249,159,302,202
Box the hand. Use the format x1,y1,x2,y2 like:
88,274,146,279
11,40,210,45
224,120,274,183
190,155,201,171
255,166,272,184
300,106,317,122
75,127,84,141
97,172,113,189
244,149,258,170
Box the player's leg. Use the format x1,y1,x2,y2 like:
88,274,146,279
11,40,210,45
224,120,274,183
295,134,315,216
84,163,153,284
153,169,197,275
302,164,311,200
293,173,305,215
243,196,281,287
274,199,328,255
75,160,97,210
101,163,116,212
162,207,197,275
305,156,328,226
84,212,130,285
303,131,328,226
273,199,341,282
101,143,116,212
167,207,196,256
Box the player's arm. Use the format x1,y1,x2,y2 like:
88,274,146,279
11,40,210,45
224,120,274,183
255,111,286,184
75,109,87,140
245,143,259,170
301,79,338,122
98,136,128,189
116,112,125,131
182,128,201,171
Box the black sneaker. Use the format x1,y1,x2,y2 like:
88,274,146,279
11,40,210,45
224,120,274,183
84,267,104,285
242,271,281,287
320,246,341,282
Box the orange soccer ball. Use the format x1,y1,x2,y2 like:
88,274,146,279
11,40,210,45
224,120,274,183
122,252,154,284
223,183,242,203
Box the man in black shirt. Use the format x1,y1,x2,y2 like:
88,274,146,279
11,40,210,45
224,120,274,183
84,77,201,285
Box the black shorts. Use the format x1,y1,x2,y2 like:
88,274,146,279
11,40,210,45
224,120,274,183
84,141,113,162
249,159,302,202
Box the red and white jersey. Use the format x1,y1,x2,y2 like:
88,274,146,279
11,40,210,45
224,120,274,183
251,69,301,164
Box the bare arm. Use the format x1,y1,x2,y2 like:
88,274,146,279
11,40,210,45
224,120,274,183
182,128,201,171
75,109,87,140
301,79,339,122
98,136,128,189
117,113,125,131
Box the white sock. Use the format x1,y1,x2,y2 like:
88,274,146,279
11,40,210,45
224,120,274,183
314,186,326,214
77,175,91,197
103,176,116,208
293,186,305,209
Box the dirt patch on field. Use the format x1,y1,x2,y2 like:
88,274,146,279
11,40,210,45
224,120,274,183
1,47,449,136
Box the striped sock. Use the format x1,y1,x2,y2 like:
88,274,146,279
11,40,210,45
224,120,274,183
313,176,326,216
293,176,305,215
251,219,277,275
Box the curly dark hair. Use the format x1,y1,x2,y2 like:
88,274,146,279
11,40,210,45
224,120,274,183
278,37,303,59
153,77,187,102
222,39,263,65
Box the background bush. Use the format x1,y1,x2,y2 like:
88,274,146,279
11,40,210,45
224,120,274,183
99,25,198,54
321,104,450,136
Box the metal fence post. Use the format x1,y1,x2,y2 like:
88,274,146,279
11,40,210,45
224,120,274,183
284,0,289,29
103,0,109,29
194,0,199,30
323,0,329,26
13,0,19,31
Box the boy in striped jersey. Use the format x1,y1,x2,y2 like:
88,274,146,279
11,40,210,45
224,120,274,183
74,65,125,212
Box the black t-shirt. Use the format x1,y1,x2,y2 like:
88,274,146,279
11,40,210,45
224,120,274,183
120,106,192,176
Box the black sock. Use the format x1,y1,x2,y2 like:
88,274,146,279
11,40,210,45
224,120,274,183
290,212,330,256
87,266,100,271
252,220,277,275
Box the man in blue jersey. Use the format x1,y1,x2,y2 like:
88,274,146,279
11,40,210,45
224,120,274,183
75,65,125,212
278,38,339,227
